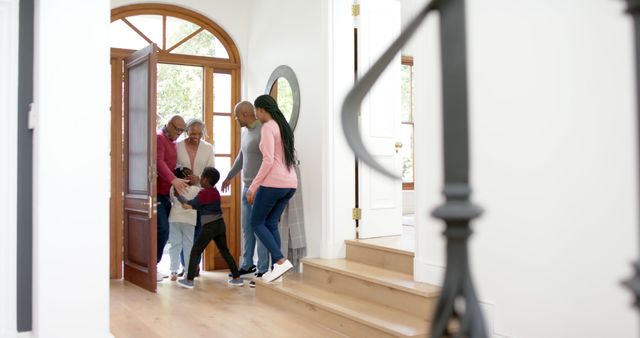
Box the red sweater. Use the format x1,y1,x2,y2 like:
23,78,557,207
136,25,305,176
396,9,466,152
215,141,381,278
157,131,177,195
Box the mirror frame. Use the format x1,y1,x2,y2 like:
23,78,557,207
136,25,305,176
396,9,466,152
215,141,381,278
265,65,300,131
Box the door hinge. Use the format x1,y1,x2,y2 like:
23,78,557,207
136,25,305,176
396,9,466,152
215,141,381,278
352,3,360,17
352,207,362,220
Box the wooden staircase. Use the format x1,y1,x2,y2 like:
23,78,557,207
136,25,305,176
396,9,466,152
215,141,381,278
255,237,440,337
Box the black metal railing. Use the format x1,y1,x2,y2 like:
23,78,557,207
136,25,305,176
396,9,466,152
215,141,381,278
340,0,487,336
623,0,640,325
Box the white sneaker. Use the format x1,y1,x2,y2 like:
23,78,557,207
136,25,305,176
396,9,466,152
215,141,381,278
260,271,270,280
264,260,293,283
157,271,164,282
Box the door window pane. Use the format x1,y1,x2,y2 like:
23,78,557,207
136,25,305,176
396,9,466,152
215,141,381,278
215,157,231,196
128,61,149,193
213,73,232,113
157,64,203,131
401,64,413,122
213,115,231,154
400,124,414,183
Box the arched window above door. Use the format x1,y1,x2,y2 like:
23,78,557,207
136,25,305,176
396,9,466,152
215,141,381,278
111,4,240,62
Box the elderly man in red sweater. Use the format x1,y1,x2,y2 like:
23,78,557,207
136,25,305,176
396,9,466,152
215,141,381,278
157,115,189,281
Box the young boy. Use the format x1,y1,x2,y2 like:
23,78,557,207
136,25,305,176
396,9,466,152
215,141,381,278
177,167,244,288
168,167,201,281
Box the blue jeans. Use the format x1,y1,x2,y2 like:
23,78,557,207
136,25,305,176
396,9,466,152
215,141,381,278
169,222,194,273
241,186,269,273
250,187,296,264
157,194,171,263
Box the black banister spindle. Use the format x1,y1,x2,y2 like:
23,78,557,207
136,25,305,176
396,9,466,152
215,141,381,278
340,0,488,336
430,0,486,336
622,0,640,324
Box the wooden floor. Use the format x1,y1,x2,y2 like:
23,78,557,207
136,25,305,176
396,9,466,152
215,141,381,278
110,271,346,338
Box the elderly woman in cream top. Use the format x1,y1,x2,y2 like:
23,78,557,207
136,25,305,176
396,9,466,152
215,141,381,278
175,118,214,274
177,119,215,181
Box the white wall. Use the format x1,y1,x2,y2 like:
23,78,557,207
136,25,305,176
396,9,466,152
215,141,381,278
246,0,356,258
409,0,639,337
0,0,19,337
402,190,415,214
110,0,251,98
33,0,111,337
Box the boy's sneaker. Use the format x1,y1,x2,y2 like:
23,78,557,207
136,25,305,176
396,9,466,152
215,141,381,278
156,271,165,282
177,278,194,289
229,265,256,277
249,281,256,288
170,272,178,281
255,271,267,278
177,270,185,277
227,278,244,287
264,260,293,283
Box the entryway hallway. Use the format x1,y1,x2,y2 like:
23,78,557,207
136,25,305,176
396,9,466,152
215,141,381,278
110,272,346,337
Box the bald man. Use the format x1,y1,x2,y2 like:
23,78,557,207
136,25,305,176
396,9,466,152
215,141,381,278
221,101,269,286
157,115,189,281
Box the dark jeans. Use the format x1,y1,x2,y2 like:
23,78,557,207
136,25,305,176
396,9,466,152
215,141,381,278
181,211,202,269
157,194,171,263
186,218,239,280
250,187,296,264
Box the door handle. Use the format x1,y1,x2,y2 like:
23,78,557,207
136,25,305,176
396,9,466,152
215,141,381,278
395,141,403,154
142,196,155,219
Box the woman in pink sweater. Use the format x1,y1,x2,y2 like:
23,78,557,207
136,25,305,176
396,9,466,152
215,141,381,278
246,95,298,283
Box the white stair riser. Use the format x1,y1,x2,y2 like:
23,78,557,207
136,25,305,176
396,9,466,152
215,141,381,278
303,264,435,319
346,243,414,275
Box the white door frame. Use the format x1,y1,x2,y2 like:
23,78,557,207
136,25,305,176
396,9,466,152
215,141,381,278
0,0,20,336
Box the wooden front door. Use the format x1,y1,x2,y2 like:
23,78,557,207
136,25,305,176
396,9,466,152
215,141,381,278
109,5,243,280
122,44,158,292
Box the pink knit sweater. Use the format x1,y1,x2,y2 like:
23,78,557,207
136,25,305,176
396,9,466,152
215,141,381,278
249,120,297,193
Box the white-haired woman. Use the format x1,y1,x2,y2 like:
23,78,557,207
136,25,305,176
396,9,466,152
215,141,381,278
174,118,214,277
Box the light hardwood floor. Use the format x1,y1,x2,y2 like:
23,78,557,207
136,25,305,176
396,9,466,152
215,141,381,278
110,271,346,338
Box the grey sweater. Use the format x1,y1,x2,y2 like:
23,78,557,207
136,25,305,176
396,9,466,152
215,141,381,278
226,120,263,186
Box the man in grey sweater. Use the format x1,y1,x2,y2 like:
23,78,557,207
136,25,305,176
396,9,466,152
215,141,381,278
221,101,269,281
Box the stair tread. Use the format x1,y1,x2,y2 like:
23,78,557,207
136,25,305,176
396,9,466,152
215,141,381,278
303,258,440,297
257,273,431,337
346,237,415,256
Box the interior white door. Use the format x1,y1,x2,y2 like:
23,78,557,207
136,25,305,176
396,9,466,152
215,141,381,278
357,0,402,238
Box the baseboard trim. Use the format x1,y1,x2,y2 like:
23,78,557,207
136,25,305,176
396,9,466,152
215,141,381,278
321,241,347,259
413,258,514,338
413,257,445,285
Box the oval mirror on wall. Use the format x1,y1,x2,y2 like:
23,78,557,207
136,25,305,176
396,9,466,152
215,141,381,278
265,65,300,131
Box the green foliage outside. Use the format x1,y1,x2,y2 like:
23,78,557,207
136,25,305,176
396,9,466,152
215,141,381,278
400,64,414,183
401,64,413,122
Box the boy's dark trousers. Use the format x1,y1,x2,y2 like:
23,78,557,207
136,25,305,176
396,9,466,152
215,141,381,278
186,218,240,280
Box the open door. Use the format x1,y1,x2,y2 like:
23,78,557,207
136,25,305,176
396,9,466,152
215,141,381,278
357,0,403,238
123,44,158,292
